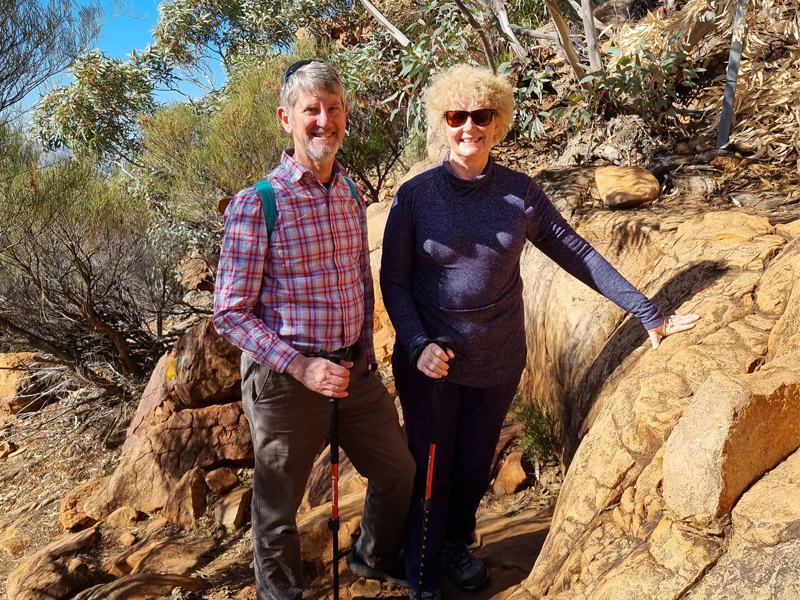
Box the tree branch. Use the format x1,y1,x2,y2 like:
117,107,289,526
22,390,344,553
491,0,529,60
358,0,412,48
452,0,496,73
543,0,587,85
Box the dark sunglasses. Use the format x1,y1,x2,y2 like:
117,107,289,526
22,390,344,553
443,109,496,127
283,59,324,84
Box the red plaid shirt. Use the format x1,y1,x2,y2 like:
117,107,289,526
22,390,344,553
213,150,376,372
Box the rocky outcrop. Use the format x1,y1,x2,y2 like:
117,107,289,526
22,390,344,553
506,199,799,599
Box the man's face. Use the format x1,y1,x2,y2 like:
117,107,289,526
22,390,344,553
279,88,348,167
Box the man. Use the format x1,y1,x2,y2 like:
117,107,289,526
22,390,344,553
213,59,414,600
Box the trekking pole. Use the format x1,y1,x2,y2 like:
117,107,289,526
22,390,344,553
324,348,349,600
418,338,452,595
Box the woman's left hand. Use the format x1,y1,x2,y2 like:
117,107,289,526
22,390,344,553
648,314,701,349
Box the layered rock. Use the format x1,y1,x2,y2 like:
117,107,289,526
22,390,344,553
507,202,799,599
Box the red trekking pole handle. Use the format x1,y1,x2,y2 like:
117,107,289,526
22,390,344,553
418,337,453,595
323,348,349,600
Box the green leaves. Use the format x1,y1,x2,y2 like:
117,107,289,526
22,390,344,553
32,50,157,164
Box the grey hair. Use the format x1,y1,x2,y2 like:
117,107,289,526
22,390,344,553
279,60,346,115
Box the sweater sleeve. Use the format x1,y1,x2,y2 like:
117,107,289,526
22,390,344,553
379,190,432,364
525,181,664,330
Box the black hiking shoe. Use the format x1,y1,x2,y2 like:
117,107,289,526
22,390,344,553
346,547,409,588
441,541,489,590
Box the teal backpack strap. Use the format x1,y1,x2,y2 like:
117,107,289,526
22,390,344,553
253,179,277,241
343,176,362,207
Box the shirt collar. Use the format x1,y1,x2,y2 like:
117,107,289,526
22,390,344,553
280,149,346,184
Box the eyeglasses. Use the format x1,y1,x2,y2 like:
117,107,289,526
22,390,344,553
443,109,496,127
283,59,324,84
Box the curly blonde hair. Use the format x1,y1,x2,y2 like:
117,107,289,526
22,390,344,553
425,64,515,146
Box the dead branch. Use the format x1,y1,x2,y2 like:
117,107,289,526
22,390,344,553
647,149,734,180
511,25,582,43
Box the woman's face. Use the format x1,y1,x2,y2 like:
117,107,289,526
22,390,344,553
442,98,500,169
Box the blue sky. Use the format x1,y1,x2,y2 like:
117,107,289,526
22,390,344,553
99,1,226,102
22,1,224,113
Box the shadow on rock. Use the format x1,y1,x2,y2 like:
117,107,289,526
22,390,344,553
563,260,725,465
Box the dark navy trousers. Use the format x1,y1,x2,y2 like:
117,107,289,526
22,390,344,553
393,343,520,593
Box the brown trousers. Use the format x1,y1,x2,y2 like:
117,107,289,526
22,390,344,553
241,342,415,600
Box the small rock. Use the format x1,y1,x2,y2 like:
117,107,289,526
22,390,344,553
214,487,253,530
0,523,30,557
710,155,741,171
493,450,529,496
595,166,660,208
119,532,137,546
106,505,139,528
205,467,239,495
60,478,105,530
0,440,17,458
350,577,382,597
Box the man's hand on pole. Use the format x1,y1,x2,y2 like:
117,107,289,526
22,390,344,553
285,355,354,397
648,314,701,349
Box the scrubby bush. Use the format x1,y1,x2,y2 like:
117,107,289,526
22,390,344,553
0,125,189,383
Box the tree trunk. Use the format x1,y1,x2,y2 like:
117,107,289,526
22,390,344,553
580,0,603,71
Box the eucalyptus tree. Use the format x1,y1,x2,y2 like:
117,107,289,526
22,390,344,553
0,0,102,123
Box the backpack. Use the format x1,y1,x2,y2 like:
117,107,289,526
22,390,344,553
253,176,361,242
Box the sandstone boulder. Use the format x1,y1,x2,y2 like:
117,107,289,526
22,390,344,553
297,490,366,568
84,402,252,519
105,505,139,528
0,353,43,415
7,556,93,600
595,166,660,208
301,446,366,513
505,199,798,600
123,317,242,452
205,466,239,494
663,352,800,533
684,452,800,599
59,478,106,530
176,256,214,292
214,487,252,530
494,450,529,496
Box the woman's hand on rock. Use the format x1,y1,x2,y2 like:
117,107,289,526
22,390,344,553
648,314,701,349
417,343,455,379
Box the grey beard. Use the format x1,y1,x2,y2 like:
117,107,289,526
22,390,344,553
305,135,340,161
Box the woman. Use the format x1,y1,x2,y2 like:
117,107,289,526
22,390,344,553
380,64,698,600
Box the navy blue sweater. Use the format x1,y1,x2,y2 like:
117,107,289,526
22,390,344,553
380,157,664,387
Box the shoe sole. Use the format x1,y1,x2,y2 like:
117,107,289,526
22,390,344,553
346,556,409,589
